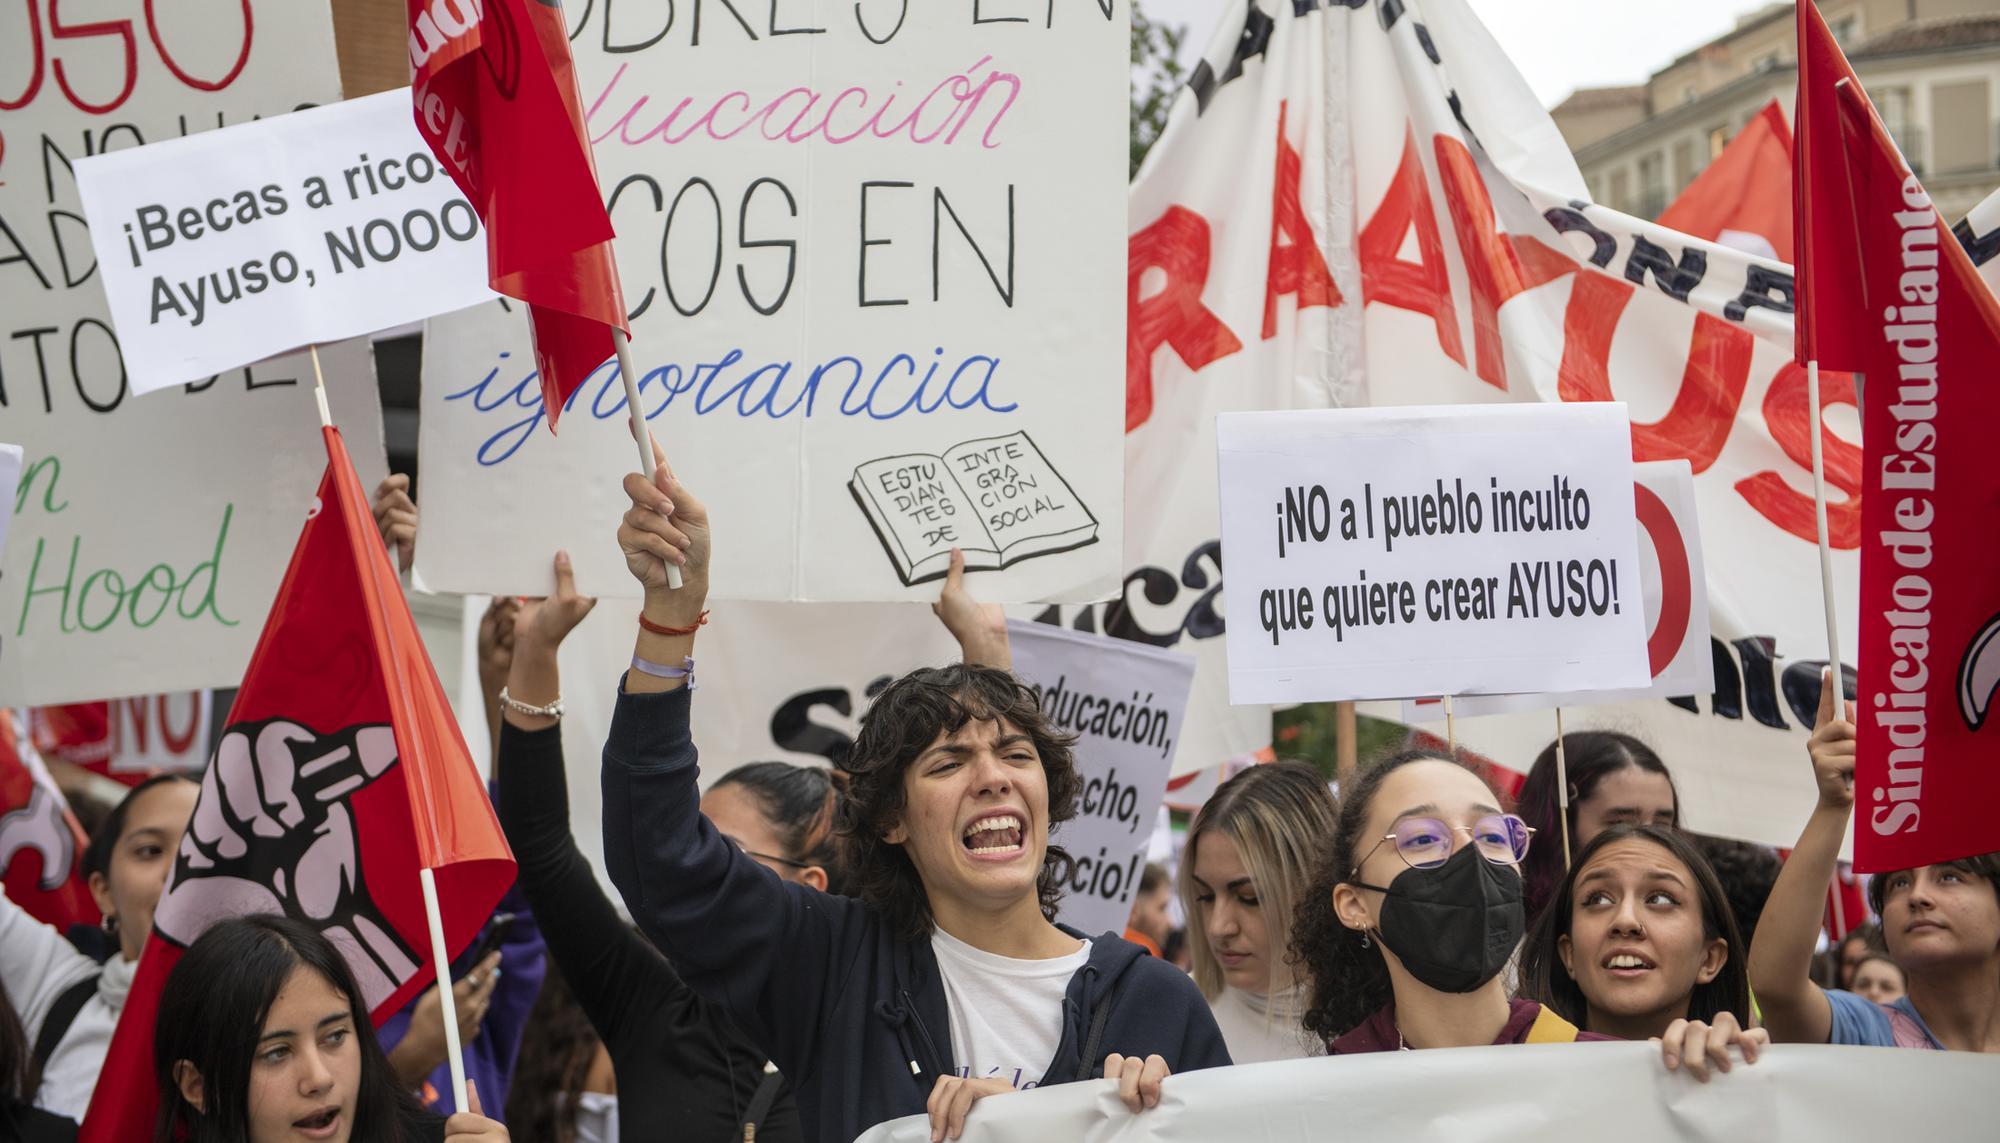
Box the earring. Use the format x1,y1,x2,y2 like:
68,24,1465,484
101,912,118,935
1360,929,1371,949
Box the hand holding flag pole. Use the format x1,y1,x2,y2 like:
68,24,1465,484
613,331,683,591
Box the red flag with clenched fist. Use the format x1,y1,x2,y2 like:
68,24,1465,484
409,0,628,427
80,427,515,1141
0,713,96,933
1794,1,2000,872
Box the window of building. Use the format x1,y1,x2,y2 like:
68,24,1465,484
1637,152,1666,219
1752,52,1780,73
1830,15,1858,45
1673,139,1697,193
1931,79,1992,174
1608,169,1632,214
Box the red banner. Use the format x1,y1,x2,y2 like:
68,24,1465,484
409,0,627,425
80,427,515,1141
1795,1,2000,871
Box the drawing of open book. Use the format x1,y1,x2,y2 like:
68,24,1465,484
850,431,1099,586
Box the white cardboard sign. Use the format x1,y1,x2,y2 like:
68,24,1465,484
1008,620,1194,938
1216,404,1648,705
75,89,493,395
415,4,1128,604
1404,458,1715,720
0,1,386,706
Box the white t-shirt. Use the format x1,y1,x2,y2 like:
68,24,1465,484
931,927,1091,1090
1207,985,1320,1064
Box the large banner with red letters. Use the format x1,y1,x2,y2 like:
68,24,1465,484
1123,0,1855,842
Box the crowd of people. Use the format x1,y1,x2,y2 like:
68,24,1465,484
1,445,1995,1143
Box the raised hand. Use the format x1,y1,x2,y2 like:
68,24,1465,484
515,551,597,654
932,548,1010,669
442,1079,510,1142
372,474,418,574
618,429,710,610
1808,667,1857,810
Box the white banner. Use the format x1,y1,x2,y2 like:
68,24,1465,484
0,2,386,706
416,5,1129,604
1009,619,1194,937
1217,403,1646,704
105,691,212,774
853,1044,1989,1143
1404,458,1714,720
75,89,493,394
1118,0,1862,841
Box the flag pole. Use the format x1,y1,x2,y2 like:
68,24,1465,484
307,344,333,429
1442,695,1457,756
419,866,470,1109
613,329,683,591
1807,359,1842,679
1555,706,1574,869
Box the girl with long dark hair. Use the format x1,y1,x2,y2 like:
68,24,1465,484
1519,824,1768,1076
1516,732,1678,922
154,915,507,1143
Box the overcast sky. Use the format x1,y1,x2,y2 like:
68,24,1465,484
1138,0,1773,107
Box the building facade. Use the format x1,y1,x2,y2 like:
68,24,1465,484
1554,0,2000,224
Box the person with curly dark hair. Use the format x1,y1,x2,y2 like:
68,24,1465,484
601,439,1227,1143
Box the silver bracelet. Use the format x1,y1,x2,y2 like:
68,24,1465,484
498,686,564,720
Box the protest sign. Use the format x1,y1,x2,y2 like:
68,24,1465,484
1404,459,1714,721
1008,620,1194,937
28,693,212,780
853,1043,1991,1143
1217,404,1647,705
0,445,21,556
75,89,494,394
0,0,386,706
416,5,1128,604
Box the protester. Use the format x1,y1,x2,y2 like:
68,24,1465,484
1687,833,1783,950
1292,749,1612,1052
502,969,616,1143
602,440,1228,1143
1517,733,1679,922
1851,954,1907,1007
0,774,198,1118
1833,923,1886,991
153,915,508,1143
0,985,73,1142
1181,762,1336,1062
705,763,845,896
1518,824,1767,1077
1123,864,1172,958
1749,673,2000,1051
493,551,803,1143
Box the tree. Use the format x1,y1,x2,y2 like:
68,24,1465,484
1131,3,1190,178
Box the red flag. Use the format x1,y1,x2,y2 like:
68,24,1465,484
1794,2,2000,872
409,0,628,427
0,713,97,932
1658,99,1794,262
80,427,515,1141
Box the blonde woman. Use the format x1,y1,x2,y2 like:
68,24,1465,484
1181,761,1338,1062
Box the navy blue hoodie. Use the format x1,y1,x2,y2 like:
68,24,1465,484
602,686,1231,1143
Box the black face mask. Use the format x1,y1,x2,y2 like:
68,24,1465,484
1355,845,1524,993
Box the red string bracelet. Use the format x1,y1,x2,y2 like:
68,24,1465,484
638,610,709,637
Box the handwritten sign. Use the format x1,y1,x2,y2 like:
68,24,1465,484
415,4,1128,603
1216,404,1648,704
1009,619,1193,937
75,89,494,394
0,2,387,706
0,445,22,559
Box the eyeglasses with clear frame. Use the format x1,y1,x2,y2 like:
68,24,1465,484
1349,813,1535,878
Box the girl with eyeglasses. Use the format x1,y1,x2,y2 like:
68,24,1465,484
1291,750,1609,1052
